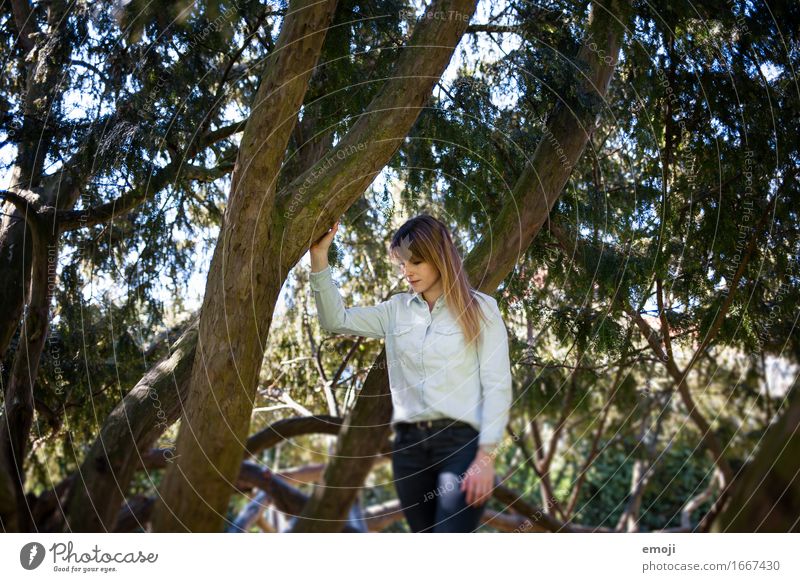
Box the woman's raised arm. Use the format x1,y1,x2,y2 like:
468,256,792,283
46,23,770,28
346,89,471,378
309,265,391,339
308,220,391,339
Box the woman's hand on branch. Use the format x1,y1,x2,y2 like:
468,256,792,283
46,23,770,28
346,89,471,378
309,220,339,271
310,219,339,253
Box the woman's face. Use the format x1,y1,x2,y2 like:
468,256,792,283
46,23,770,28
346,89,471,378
394,255,441,294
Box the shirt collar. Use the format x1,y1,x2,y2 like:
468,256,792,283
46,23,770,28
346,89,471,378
406,291,446,310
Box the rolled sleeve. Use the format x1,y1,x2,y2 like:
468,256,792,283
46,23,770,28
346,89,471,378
475,296,513,448
310,265,391,339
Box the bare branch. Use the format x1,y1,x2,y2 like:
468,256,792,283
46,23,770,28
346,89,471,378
55,158,235,231
0,188,43,214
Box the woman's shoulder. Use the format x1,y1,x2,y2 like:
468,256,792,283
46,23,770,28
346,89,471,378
469,290,502,322
387,290,414,303
470,289,498,308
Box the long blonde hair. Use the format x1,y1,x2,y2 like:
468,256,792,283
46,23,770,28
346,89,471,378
389,214,489,345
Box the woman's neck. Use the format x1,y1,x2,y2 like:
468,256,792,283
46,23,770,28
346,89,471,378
423,286,443,311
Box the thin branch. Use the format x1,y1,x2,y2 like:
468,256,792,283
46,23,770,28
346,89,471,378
0,188,42,213
54,158,235,231
656,278,675,364
466,24,521,34
70,59,109,85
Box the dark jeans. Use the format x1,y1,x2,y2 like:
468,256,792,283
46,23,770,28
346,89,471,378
391,420,485,532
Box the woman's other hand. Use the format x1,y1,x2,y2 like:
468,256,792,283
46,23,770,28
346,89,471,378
461,449,495,507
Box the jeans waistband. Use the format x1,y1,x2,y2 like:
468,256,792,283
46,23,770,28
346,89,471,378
395,418,474,431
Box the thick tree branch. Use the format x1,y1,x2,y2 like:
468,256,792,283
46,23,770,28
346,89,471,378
59,314,200,532
0,188,43,215
462,0,628,291
151,0,341,533
275,0,481,256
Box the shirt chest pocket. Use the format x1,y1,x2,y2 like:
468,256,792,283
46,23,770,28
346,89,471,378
432,323,466,360
390,323,418,362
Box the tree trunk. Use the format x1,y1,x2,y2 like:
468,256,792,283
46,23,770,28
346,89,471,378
272,0,479,258
150,0,339,533
461,1,626,290
0,193,59,532
45,407,350,531
58,315,199,531
0,0,75,359
54,25,341,530
710,389,800,532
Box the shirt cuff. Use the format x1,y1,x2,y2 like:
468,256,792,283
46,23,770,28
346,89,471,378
478,422,506,449
309,265,334,291
478,441,500,456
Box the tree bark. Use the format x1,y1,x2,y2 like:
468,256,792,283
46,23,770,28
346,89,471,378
273,0,479,260
289,0,629,532
0,192,59,532
0,427,20,532
47,412,361,531
461,2,626,291
58,314,199,531
0,0,74,359
110,461,365,532
56,31,352,529
710,389,800,532
0,21,244,360
150,0,340,533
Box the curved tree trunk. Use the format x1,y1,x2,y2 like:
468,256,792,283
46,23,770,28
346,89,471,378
57,315,199,531
0,0,74,359
0,192,59,532
150,0,340,533
709,388,800,532
55,13,336,529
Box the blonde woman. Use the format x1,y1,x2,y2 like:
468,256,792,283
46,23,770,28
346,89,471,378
308,214,512,532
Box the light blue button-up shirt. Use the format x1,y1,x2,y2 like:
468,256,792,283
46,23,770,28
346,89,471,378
309,265,512,448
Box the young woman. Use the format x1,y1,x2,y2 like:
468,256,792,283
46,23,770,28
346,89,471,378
308,213,512,532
